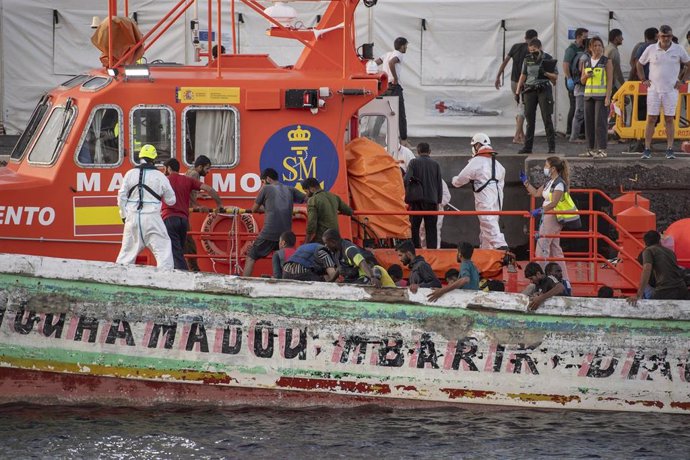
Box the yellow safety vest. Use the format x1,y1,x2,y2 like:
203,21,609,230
584,56,608,97
548,177,579,225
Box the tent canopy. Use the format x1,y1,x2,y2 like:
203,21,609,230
2,0,689,137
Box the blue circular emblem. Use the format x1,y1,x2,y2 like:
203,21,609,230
260,124,339,191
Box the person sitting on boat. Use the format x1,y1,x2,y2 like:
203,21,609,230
243,168,306,277
597,285,614,298
116,144,177,269
522,262,564,311
272,231,297,279
162,158,223,270
450,133,508,250
362,250,396,287
628,230,689,305
545,262,572,296
427,242,480,302
387,264,407,287
445,268,460,285
395,240,441,294
282,241,338,282
322,229,381,288
300,177,353,244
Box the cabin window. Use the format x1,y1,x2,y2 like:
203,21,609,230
59,75,90,89
182,106,239,168
11,96,51,161
27,102,76,165
130,106,175,165
81,77,111,92
76,106,123,167
358,115,388,150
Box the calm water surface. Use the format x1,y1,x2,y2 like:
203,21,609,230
1,404,688,459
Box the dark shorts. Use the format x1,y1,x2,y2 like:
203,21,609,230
282,266,324,282
247,238,279,260
652,286,689,301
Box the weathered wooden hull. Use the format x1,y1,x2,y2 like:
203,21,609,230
1,254,689,413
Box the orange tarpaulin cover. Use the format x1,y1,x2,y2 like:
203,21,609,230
91,17,145,67
345,137,411,239
372,248,506,280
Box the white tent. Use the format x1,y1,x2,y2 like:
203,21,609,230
1,0,689,137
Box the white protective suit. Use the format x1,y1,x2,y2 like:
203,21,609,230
437,180,451,248
116,162,177,269
392,144,416,173
451,148,508,249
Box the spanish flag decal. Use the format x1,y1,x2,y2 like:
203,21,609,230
73,196,123,236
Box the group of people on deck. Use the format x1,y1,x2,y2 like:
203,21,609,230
113,25,689,308
114,129,688,311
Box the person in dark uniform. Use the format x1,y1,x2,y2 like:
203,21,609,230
516,38,558,154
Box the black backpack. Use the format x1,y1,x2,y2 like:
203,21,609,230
570,49,587,83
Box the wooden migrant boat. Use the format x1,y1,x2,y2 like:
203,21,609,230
1,254,689,413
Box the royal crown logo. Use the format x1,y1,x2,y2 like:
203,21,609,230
287,125,311,142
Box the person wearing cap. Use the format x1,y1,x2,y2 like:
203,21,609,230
116,144,177,269
450,133,508,250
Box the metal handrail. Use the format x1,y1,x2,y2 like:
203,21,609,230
352,206,642,293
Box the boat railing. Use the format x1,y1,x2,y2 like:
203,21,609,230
185,204,643,293
352,207,642,296
106,0,355,78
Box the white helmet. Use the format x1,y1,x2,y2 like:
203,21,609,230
470,133,492,156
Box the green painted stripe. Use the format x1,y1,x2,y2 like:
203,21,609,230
0,343,265,375
0,344,404,383
3,274,690,334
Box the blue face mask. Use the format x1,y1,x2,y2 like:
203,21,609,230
543,167,551,177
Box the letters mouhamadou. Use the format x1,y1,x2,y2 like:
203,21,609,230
1,0,690,413
1,254,690,413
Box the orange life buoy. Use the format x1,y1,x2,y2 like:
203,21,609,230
200,207,306,271
200,209,259,266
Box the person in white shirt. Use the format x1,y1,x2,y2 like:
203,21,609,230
376,37,409,146
116,144,177,269
637,25,690,159
392,140,415,173
451,133,508,250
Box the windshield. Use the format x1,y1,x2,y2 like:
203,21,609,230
28,101,76,164
10,96,51,161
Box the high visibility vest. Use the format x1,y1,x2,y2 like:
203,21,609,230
584,55,608,98
548,177,579,224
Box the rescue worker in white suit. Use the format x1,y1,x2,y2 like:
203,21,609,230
116,144,177,269
451,133,509,250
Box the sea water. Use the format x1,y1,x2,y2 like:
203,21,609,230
1,404,688,458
